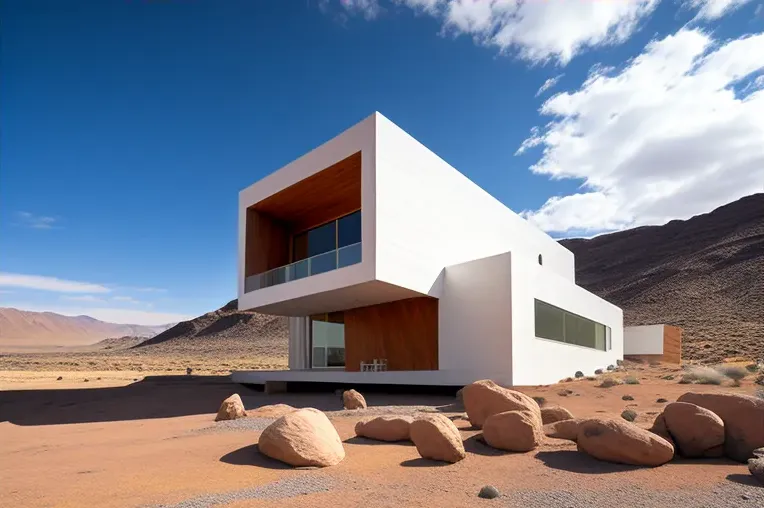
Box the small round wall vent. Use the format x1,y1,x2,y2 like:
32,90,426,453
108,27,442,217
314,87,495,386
538,254,543,265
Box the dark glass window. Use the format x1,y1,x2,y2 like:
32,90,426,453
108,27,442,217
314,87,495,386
338,211,362,248
307,221,336,257
534,299,609,351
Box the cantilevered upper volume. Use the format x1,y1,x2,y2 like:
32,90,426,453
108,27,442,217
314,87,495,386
236,113,622,386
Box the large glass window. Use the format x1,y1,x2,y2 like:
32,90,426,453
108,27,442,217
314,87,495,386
534,299,609,351
292,210,361,262
311,312,345,368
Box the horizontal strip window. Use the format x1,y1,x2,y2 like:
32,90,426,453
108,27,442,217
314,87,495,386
534,299,610,351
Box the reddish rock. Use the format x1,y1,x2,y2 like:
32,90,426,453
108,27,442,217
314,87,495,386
483,410,543,452
577,418,674,467
410,414,466,463
355,415,413,442
343,389,367,410
677,392,764,462
215,394,247,421
663,402,724,458
462,380,541,429
541,406,574,425
544,418,585,441
258,408,345,467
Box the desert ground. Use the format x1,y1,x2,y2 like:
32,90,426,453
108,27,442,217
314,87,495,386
1,359,762,508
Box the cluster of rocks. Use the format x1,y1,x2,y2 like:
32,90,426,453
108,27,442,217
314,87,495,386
212,383,764,485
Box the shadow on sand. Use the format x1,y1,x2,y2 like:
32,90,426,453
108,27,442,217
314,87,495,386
463,434,511,457
725,473,762,487
219,443,292,470
343,436,414,446
400,457,452,468
535,450,643,474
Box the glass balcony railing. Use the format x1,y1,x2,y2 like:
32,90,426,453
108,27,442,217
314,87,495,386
244,242,362,293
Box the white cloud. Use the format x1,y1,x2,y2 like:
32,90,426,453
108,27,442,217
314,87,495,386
536,74,564,97
112,296,141,304
340,0,382,19
61,295,107,303
344,0,659,64
0,273,111,293
122,286,167,293
686,0,754,20
518,29,764,234
14,211,59,230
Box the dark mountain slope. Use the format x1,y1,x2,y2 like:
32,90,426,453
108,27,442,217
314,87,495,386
561,193,764,363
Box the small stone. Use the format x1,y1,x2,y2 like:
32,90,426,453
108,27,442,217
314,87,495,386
622,395,634,401
742,494,751,500
186,368,193,375
657,398,669,403
621,409,638,422
83,379,89,382
478,485,501,499
342,389,367,410
56,376,63,381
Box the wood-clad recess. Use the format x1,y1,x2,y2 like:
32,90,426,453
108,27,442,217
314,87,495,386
244,152,362,277
344,297,438,372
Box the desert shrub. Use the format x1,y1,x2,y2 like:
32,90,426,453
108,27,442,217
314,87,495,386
745,363,760,373
757,388,764,400
624,376,640,385
599,377,622,388
575,371,584,378
532,396,546,406
585,376,597,381
616,359,624,366
715,365,748,382
607,365,615,371
622,394,634,401
680,366,725,385
621,409,637,422
661,374,675,380
594,368,604,375
755,373,764,386
562,377,574,383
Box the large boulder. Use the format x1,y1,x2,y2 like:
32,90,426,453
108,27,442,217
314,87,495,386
544,418,585,442
355,415,413,442
215,394,247,421
409,414,466,463
483,410,543,452
750,457,764,485
343,389,367,410
648,413,675,450
662,402,725,458
577,418,674,467
258,408,345,467
677,392,764,462
462,380,541,429
248,404,296,419
541,406,574,425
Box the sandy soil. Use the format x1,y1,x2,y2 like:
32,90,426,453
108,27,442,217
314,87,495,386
1,364,762,507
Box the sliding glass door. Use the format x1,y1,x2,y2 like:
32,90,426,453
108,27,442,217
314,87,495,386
311,312,345,368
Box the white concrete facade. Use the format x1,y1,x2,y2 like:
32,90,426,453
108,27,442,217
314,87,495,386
624,325,666,355
237,112,624,387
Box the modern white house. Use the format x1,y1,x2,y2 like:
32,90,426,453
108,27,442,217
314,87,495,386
233,112,623,388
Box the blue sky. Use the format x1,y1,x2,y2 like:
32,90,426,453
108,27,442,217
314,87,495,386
1,0,762,324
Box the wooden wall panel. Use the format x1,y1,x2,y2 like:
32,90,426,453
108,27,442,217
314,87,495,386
245,209,289,277
253,152,362,234
662,325,682,364
344,297,438,372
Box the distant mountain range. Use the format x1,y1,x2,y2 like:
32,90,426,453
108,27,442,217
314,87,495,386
561,193,764,363
0,307,173,349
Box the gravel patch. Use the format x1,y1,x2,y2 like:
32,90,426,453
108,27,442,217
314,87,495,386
327,404,462,418
194,417,276,433
502,483,764,508
151,475,334,507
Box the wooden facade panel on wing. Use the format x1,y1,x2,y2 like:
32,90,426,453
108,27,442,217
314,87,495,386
344,297,438,372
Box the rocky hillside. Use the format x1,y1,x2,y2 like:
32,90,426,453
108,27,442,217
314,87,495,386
0,308,171,348
134,299,288,359
561,193,764,363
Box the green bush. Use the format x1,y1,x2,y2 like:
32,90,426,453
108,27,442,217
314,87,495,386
623,376,640,385
661,374,675,380
754,373,764,386
599,377,623,388
621,409,637,422
715,365,748,382
594,368,604,375
575,371,584,378
680,366,725,385
532,396,546,406
745,363,760,373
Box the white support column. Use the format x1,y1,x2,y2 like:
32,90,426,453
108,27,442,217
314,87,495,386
288,317,310,370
